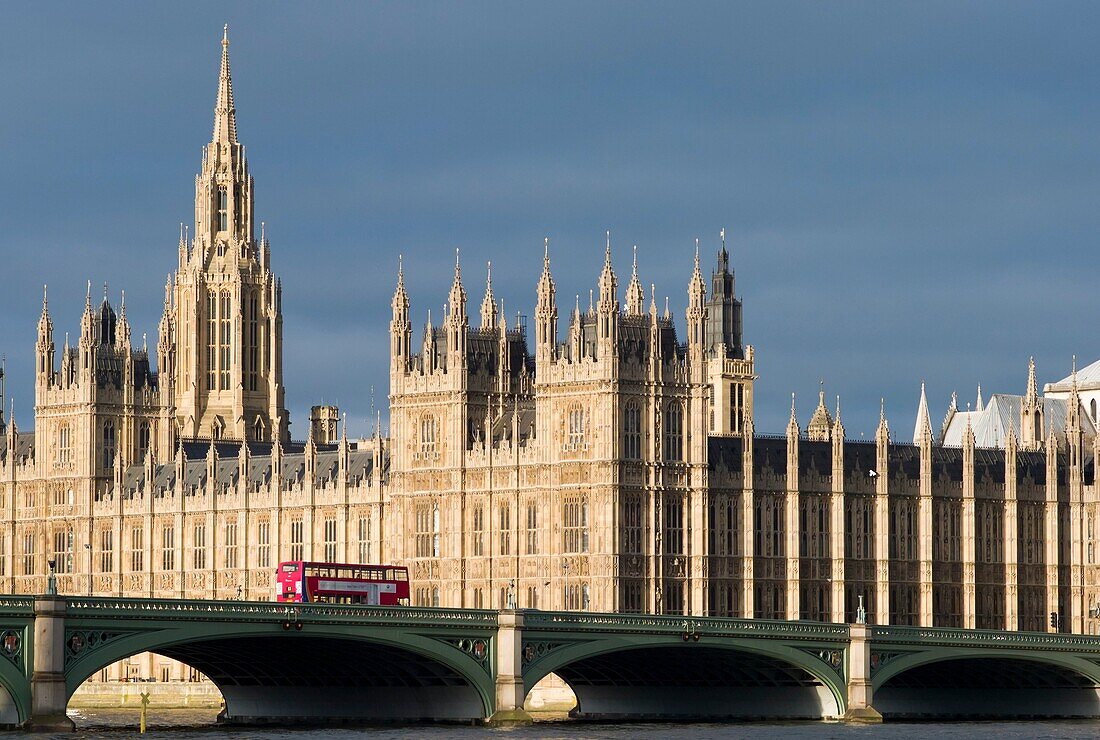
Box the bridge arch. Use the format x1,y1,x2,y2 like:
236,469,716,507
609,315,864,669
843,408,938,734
64,622,496,723
872,650,1100,719
0,647,30,726
523,635,846,720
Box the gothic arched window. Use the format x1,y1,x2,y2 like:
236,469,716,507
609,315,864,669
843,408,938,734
566,404,586,450
663,401,684,461
57,423,71,466
432,503,440,558
217,188,228,231
219,292,231,390
624,401,641,460
420,415,438,456
102,421,116,471
247,291,260,391
206,291,217,391
138,422,150,461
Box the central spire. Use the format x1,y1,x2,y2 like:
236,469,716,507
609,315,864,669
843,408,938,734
213,24,238,144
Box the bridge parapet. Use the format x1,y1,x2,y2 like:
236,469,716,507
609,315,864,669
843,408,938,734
871,624,1100,651
63,596,499,628
524,611,850,641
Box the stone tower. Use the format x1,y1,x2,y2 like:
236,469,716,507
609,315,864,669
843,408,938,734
705,229,755,436
169,27,287,442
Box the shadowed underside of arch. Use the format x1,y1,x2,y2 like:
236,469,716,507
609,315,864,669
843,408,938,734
80,635,491,724
543,646,840,720
877,657,1100,719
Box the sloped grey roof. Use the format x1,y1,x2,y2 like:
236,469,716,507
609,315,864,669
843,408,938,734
1049,357,1100,391
940,394,1095,448
0,432,36,464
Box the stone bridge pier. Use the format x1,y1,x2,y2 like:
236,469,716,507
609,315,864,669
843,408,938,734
26,597,73,732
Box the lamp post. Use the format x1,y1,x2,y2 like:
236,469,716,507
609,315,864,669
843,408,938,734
84,543,92,596
46,558,57,596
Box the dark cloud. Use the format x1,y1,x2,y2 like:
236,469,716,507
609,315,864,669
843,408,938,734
1,2,1096,439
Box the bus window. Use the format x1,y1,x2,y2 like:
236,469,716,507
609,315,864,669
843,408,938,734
281,563,299,573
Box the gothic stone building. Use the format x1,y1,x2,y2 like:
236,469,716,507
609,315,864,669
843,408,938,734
1,31,1099,667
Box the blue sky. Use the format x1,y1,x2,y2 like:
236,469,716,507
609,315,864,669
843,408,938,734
1,2,1097,440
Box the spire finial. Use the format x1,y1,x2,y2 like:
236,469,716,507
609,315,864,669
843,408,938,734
455,247,461,272
720,227,726,248
588,288,593,313
260,220,266,243
818,379,825,405
835,394,842,422
880,397,886,422
544,236,549,263
213,23,238,143
694,237,700,269
632,245,638,272
85,280,92,309
605,229,611,262
42,284,48,310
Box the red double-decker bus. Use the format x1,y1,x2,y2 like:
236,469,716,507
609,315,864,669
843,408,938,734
276,561,410,605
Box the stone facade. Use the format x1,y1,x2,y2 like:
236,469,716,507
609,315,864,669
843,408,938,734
0,29,1099,653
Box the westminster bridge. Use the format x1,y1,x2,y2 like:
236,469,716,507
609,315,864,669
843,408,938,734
0,596,1098,729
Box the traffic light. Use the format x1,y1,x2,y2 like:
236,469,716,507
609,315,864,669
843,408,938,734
1050,611,1058,629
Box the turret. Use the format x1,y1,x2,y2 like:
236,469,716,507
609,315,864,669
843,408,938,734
480,261,497,331
422,310,436,372
705,227,743,359
116,290,132,350
686,240,706,352
535,239,557,364
60,334,73,388
446,250,468,364
157,274,175,391
79,281,96,376
390,256,411,368
36,285,54,386
625,246,644,316
238,437,250,490
178,223,189,271
1067,357,1083,470
876,398,891,455
1021,356,1043,451
786,393,800,488
596,232,619,355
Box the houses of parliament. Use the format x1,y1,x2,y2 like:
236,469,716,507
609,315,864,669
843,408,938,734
2,29,1100,669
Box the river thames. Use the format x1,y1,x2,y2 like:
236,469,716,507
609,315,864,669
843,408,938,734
60,709,1100,739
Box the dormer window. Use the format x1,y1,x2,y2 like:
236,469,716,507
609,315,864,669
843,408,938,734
217,188,228,231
